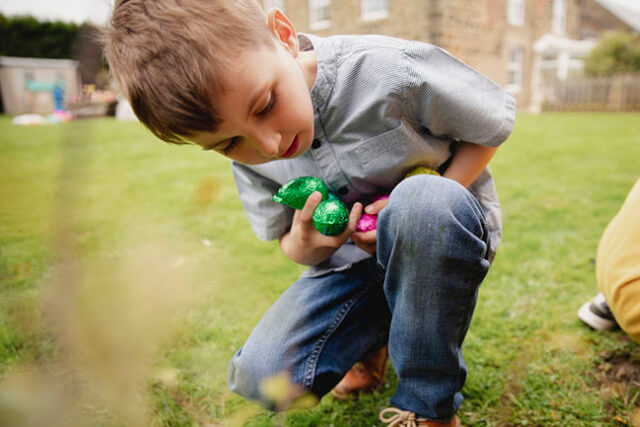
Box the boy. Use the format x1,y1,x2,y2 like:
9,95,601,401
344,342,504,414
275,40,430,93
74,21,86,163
105,1,515,425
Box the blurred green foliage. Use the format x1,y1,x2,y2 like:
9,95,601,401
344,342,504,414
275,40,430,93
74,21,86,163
0,14,81,59
584,30,640,77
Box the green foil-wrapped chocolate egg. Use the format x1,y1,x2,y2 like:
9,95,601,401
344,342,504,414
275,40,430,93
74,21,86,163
272,176,330,210
312,199,349,236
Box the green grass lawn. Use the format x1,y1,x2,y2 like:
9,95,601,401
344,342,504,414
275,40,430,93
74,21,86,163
1,113,639,426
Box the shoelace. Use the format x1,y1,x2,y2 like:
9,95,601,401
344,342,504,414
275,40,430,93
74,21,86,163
379,407,420,427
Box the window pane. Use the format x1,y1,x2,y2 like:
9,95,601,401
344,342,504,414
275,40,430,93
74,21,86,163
362,0,388,20
363,0,388,14
264,0,286,12
552,0,566,34
507,46,523,88
309,0,330,29
507,0,525,26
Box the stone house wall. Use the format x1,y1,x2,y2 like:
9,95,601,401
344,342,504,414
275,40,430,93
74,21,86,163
266,0,636,109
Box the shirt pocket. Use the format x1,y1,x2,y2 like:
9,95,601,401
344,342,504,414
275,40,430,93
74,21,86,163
346,120,452,191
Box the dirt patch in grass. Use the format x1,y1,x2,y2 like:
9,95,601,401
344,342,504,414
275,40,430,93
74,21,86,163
593,351,640,389
591,343,640,426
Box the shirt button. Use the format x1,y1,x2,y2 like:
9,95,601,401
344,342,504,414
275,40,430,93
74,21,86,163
338,186,348,196
312,139,321,149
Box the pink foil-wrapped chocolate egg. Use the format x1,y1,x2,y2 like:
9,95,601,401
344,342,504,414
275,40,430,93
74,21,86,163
355,195,390,232
356,213,378,232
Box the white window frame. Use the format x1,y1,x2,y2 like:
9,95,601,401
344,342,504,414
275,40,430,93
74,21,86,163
361,0,388,22
309,0,331,30
264,0,286,13
507,0,525,26
552,0,567,34
506,45,524,93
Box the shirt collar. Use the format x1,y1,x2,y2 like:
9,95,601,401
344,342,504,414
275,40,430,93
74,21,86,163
299,33,336,113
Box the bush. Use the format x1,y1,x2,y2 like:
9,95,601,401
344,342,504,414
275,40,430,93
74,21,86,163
0,15,106,85
584,30,640,77
0,14,80,59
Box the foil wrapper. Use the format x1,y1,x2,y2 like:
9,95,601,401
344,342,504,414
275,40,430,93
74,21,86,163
355,195,389,232
355,213,378,232
405,166,440,179
273,177,348,235
312,199,349,236
272,176,329,210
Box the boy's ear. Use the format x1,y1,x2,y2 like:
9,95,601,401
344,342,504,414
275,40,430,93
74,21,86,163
267,8,299,57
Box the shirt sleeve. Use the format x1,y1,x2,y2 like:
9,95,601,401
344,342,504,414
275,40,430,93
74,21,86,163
404,41,516,147
231,162,294,241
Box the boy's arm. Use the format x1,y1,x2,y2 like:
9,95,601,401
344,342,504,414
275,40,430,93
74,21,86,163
279,192,363,266
442,142,498,188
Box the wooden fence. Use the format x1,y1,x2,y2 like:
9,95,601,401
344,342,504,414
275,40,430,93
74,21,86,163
542,74,640,112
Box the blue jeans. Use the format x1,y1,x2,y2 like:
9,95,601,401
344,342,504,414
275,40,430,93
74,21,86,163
228,175,492,421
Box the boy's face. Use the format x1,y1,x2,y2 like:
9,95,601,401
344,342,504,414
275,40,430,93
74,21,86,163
192,11,316,165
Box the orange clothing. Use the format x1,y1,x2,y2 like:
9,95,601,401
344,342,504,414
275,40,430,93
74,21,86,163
597,178,640,343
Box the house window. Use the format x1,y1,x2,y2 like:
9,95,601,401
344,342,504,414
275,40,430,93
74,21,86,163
309,0,330,30
507,45,524,93
507,0,525,26
361,0,388,21
552,0,566,34
264,0,285,12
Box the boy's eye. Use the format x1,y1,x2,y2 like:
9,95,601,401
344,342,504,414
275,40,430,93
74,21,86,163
221,136,241,155
203,136,240,155
256,92,277,118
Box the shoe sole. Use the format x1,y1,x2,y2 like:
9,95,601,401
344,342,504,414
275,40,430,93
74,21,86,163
578,301,617,331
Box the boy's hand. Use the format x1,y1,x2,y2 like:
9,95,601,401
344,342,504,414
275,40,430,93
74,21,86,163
279,192,363,266
351,197,389,255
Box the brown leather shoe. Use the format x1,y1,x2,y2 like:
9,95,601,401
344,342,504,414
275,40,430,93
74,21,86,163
379,407,461,427
331,345,388,400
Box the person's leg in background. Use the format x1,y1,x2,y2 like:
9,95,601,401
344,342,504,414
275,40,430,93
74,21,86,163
594,178,640,343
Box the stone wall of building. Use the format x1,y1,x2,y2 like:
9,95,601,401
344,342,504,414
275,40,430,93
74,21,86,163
285,0,430,42
277,0,537,106
267,0,636,110
441,0,512,89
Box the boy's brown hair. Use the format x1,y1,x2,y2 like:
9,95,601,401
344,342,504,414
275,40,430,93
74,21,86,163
104,0,274,144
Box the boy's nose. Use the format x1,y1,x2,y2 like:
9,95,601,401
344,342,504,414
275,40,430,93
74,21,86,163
253,131,282,158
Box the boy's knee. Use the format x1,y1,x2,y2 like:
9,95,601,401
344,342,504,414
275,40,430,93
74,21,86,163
227,348,263,401
228,329,309,407
228,347,317,411
379,175,489,263
227,344,286,405
385,175,478,229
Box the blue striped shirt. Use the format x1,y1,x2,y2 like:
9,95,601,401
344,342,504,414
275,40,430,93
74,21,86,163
232,33,516,276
